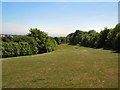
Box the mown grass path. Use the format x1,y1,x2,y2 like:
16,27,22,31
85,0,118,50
2,44,118,88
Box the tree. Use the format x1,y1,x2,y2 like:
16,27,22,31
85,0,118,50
112,23,120,50
67,33,74,44
81,33,90,47
88,30,99,47
105,23,120,50
95,27,110,48
28,28,57,53
114,32,120,51
72,30,83,45
67,30,83,45
54,37,67,44
54,37,61,44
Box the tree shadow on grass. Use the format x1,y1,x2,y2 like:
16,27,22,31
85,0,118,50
103,47,120,53
111,51,120,53
68,43,120,54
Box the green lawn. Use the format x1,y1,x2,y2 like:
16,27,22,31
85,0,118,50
2,44,118,88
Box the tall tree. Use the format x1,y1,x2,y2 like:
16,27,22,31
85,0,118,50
96,27,110,48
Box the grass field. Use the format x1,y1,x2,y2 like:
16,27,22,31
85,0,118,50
2,44,118,88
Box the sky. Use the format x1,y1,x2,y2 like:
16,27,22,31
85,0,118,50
2,2,118,37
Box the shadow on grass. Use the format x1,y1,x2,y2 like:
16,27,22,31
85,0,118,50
111,51,120,53
67,43,120,53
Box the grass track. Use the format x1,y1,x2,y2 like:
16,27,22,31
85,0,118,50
2,44,118,88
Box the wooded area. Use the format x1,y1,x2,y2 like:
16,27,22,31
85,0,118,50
67,23,120,51
1,23,120,58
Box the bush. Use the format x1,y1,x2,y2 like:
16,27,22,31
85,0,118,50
19,42,32,56
13,35,39,54
2,28,57,58
28,28,57,53
2,42,19,57
2,42,33,58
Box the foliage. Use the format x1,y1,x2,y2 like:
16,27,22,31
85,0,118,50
2,28,57,58
2,42,33,58
2,37,13,42
67,23,120,51
2,23,120,58
28,28,57,53
95,27,110,48
54,37,67,44
13,35,39,54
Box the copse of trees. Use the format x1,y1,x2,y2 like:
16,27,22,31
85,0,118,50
67,23,120,52
2,28,57,58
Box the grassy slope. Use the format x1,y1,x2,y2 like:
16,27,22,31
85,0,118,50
2,44,118,88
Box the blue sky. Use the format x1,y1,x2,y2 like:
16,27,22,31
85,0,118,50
2,2,118,36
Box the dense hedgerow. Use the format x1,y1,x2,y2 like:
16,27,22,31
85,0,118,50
2,42,32,57
2,28,57,58
67,23,120,52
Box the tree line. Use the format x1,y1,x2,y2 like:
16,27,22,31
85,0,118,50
1,23,120,58
2,28,58,58
67,23,120,52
